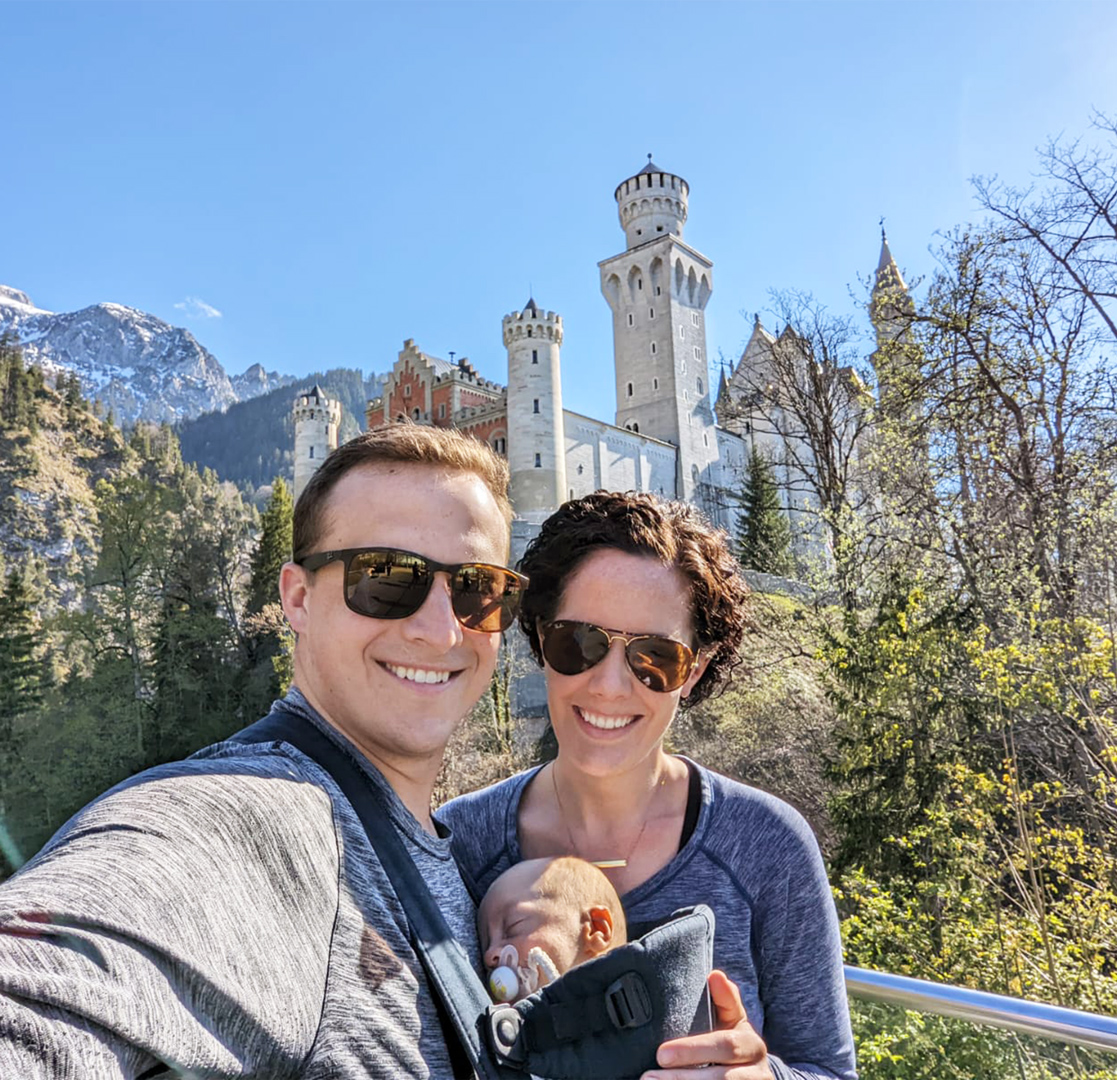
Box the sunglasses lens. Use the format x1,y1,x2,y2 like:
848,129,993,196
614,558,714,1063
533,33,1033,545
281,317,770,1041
347,550,432,619
540,621,610,675
627,638,693,692
540,621,694,692
452,565,525,632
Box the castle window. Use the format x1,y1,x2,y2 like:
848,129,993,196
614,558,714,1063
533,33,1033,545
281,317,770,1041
533,399,540,414
744,422,751,435
679,326,685,338
626,382,634,398
636,229,642,236
655,285,661,295
692,312,699,326
532,349,538,364
627,313,634,327
534,453,541,468
650,342,657,355
577,464,584,475
493,436,506,454
694,346,700,359
412,408,421,421
697,377,704,394
704,433,709,447
404,384,411,397
309,446,314,459
684,390,689,403
632,421,639,433
656,225,663,232
649,307,655,319
527,327,532,338
653,377,659,390
439,403,446,418
637,279,643,290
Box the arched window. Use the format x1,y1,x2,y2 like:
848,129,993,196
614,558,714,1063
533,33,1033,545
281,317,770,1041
533,399,540,414
650,342,657,355
412,407,421,421
534,453,541,468
309,446,314,460
626,382,634,398
527,327,533,338
532,350,538,364
697,377,704,394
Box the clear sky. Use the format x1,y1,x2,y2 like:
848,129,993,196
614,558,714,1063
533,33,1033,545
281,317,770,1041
4,1,1115,420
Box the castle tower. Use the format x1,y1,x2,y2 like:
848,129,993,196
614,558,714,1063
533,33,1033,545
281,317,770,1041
599,157,719,505
869,229,916,421
293,384,341,500
503,298,566,515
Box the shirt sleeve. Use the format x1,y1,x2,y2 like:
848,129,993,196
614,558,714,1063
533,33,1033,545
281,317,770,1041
0,761,340,1079
750,804,857,1080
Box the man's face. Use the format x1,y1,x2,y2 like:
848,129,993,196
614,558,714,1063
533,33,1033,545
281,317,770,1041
280,463,508,785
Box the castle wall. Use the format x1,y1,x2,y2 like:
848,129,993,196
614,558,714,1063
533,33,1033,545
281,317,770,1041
562,411,677,500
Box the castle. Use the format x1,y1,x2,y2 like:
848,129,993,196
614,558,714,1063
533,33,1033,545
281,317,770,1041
294,158,907,558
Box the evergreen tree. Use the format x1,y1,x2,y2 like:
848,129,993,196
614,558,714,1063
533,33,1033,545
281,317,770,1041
0,569,49,731
247,477,293,614
737,445,793,575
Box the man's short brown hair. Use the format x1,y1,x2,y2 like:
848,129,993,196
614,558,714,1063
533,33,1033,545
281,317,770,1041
293,422,512,560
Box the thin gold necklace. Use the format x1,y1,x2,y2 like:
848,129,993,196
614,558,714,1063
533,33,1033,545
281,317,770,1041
551,764,655,870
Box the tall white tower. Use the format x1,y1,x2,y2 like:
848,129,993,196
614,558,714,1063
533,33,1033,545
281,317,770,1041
504,298,566,515
293,384,341,500
599,158,719,505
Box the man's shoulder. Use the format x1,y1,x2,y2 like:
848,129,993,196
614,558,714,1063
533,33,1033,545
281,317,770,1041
29,737,342,875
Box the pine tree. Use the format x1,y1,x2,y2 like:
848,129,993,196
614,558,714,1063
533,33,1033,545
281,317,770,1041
0,569,50,798
737,445,793,575
247,477,294,614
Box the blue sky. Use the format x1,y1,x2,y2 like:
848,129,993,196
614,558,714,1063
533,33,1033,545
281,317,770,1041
5,1,1115,420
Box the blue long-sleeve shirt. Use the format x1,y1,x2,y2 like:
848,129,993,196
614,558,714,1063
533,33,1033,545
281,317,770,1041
440,760,857,1080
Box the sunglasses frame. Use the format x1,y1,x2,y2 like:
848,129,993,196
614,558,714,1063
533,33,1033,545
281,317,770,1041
538,619,700,693
295,546,528,632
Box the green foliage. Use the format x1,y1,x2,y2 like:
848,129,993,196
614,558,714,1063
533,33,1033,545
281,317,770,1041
247,477,293,614
0,333,43,434
737,444,794,575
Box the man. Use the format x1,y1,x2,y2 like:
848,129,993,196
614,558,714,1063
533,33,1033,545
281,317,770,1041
0,424,763,1078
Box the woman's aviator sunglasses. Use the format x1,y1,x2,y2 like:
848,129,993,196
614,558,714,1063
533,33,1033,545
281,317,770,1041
538,620,698,693
295,547,528,633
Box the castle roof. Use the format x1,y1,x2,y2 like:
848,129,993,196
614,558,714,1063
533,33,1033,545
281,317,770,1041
522,297,541,316
639,158,663,174
305,383,328,402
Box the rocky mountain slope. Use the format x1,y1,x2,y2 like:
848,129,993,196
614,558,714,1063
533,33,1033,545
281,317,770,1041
0,285,292,424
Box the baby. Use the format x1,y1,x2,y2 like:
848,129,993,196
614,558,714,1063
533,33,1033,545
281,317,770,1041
478,856,628,1003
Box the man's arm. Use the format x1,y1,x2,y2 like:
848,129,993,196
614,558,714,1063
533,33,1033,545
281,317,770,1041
0,761,339,1079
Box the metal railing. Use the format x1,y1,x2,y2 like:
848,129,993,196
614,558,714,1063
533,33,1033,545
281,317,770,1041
845,966,1117,1054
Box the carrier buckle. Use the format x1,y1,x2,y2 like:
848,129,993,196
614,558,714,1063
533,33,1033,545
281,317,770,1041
605,973,652,1029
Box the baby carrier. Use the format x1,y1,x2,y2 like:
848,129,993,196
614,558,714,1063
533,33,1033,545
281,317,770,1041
238,705,714,1080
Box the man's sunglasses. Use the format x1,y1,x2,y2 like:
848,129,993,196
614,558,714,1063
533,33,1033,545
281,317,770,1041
538,620,699,693
295,547,528,633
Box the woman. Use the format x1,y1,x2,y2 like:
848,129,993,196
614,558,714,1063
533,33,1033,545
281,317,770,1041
442,492,856,1080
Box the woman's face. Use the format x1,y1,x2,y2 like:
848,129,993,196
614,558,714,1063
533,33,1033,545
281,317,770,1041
543,548,707,779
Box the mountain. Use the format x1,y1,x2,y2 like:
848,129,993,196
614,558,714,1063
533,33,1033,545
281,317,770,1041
177,367,386,497
0,285,293,424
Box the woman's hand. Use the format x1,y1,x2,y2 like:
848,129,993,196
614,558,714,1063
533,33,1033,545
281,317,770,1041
642,970,774,1080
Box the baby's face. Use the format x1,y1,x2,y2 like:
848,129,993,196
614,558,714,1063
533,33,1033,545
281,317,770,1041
478,864,585,978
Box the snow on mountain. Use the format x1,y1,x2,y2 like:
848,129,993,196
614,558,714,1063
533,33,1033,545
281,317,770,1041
0,286,294,424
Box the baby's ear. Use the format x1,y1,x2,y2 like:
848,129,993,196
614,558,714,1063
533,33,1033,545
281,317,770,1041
582,906,615,957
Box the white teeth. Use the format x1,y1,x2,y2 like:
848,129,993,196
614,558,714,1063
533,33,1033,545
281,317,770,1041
580,710,636,730
386,664,451,685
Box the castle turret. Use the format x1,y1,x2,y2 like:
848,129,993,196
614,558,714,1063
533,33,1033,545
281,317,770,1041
503,298,566,515
293,384,341,500
600,159,718,507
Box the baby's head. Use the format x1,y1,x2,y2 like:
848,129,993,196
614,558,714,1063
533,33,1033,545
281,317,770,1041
478,856,628,1002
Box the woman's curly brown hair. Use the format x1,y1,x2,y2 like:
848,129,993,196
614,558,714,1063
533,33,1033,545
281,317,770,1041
517,491,749,707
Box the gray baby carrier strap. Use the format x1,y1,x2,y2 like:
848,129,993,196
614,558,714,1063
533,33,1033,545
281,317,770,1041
237,704,713,1080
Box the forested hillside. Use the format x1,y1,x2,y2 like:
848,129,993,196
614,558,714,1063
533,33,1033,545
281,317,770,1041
176,367,384,497
0,334,293,865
